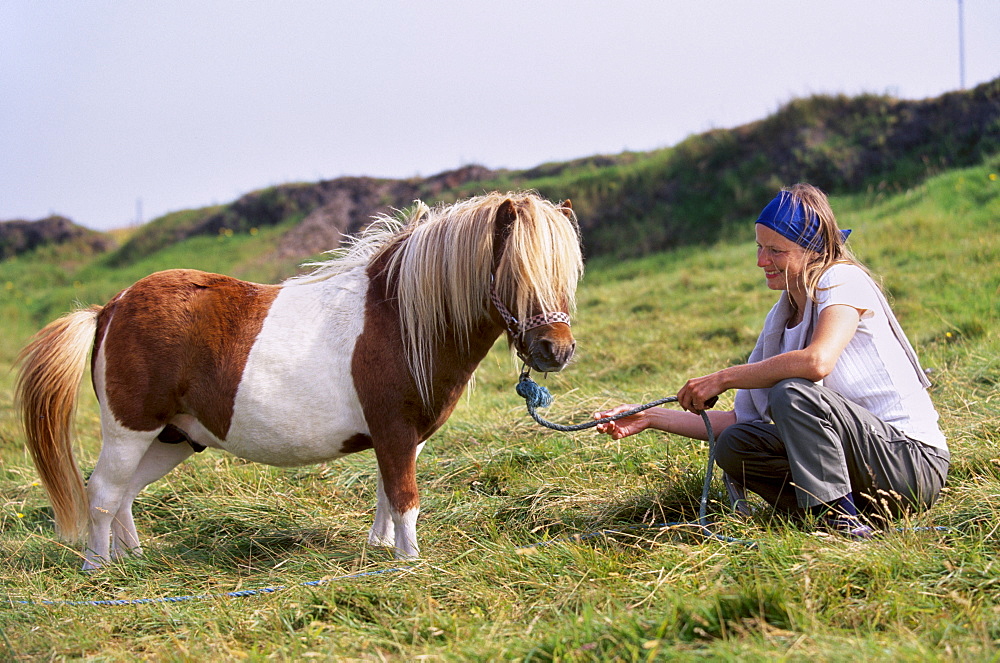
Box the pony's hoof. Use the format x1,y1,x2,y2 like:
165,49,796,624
393,549,420,561
112,546,144,560
392,543,420,560
367,533,395,548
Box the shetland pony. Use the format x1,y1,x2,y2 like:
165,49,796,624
16,191,584,569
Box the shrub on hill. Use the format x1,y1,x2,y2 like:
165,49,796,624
0,215,115,260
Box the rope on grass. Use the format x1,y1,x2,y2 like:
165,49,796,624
8,566,415,607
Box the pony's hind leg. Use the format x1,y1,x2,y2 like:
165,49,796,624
109,439,195,560
84,429,160,570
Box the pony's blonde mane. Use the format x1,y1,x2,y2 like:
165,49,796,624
287,192,583,407
284,215,404,285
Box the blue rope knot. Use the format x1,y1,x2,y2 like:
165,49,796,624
516,374,554,408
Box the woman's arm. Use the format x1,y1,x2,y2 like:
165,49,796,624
593,404,737,441
594,305,862,442
676,304,862,412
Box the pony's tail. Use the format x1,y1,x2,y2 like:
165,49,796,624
15,306,102,542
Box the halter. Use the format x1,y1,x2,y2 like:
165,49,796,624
488,276,571,342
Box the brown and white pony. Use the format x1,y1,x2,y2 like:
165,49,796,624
16,191,583,569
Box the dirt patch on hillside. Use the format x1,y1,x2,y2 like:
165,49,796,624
273,165,497,258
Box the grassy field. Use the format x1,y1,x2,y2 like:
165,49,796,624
1,159,998,660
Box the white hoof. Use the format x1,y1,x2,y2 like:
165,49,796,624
367,531,395,548
82,557,106,572
112,545,144,561
393,546,420,560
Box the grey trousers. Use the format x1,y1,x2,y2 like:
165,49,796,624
715,379,950,516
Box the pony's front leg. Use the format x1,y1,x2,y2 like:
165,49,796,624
369,441,424,559
368,470,395,548
84,430,158,570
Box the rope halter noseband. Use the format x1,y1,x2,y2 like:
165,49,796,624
489,277,571,348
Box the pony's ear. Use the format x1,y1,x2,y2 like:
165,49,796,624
497,199,517,228
492,199,517,269
559,199,573,218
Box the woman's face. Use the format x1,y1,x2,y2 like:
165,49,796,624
755,224,812,293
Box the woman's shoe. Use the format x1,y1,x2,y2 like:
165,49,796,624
824,514,876,540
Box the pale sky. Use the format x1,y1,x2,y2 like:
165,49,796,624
2,1,997,231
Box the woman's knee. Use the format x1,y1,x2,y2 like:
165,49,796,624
714,428,742,474
768,378,816,417
714,425,768,475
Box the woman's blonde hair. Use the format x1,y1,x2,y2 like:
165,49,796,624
783,183,875,307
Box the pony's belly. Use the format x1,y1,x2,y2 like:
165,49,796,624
220,271,371,467
222,412,368,466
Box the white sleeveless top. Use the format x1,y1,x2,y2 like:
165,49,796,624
735,264,947,450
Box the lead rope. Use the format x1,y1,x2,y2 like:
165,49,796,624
515,368,754,546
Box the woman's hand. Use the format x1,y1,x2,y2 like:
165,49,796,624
677,371,727,413
592,404,649,440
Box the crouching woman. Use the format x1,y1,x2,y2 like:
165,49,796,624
594,183,949,536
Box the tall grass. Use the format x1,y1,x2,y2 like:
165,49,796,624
0,159,997,660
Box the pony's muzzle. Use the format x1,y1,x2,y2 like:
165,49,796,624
523,327,576,373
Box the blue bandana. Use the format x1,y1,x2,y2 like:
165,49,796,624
755,191,850,252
